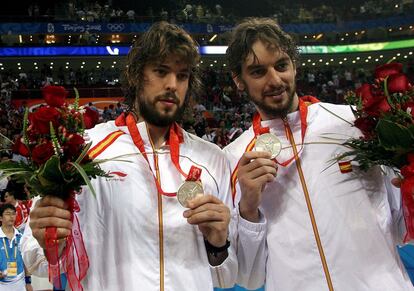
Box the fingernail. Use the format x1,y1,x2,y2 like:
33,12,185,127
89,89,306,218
183,210,190,217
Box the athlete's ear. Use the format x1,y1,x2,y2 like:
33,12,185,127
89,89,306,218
232,73,245,91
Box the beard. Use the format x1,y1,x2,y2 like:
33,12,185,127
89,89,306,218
137,92,186,127
245,81,297,119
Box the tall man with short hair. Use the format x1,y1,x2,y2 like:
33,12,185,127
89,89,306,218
21,22,237,290
225,17,413,290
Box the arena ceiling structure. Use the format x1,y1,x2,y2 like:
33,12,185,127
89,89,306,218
0,0,413,72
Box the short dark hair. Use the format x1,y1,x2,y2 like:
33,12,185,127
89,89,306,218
123,21,201,110
226,17,299,77
0,204,16,216
4,181,25,200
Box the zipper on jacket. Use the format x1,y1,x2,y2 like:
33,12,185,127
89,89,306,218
283,118,334,291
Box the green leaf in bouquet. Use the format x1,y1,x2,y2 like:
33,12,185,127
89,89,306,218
74,142,92,165
22,107,29,147
68,161,97,198
37,156,66,187
376,119,414,150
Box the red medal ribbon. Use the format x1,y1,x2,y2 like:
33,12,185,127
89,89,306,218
45,192,89,291
252,97,317,167
186,165,202,182
124,113,202,196
45,227,61,289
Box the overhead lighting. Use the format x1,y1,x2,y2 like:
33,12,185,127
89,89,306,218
46,34,56,44
339,61,343,64
209,34,218,42
312,62,315,66
65,66,69,69
315,33,323,40
352,60,356,63
113,61,117,64
356,57,360,60
35,66,38,69
80,66,84,69
302,63,306,66
18,67,21,70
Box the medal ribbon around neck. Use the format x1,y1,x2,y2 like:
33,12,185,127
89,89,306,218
125,113,202,197
252,98,309,167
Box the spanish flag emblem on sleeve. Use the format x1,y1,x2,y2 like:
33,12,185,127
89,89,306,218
338,160,352,173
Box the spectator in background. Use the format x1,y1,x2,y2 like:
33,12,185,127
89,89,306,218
202,125,216,143
0,204,33,291
3,181,29,234
114,102,124,117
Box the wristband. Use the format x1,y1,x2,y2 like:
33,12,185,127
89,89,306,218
204,239,230,257
25,276,31,284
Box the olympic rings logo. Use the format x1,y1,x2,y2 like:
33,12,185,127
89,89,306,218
107,23,125,32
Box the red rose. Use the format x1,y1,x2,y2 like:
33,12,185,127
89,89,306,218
83,107,100,129
354,117,377,138
356,84,391,116
64,134,85,159
31,142,55,165
30,107,61,134
387,73,411,94
42,86,68,107
375,63,403,79
11,137,29,157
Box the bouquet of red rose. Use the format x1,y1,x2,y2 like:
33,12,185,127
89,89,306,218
0,85,104,291
339,62,414,242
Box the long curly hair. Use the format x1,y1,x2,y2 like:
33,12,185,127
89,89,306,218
123,22,202,111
